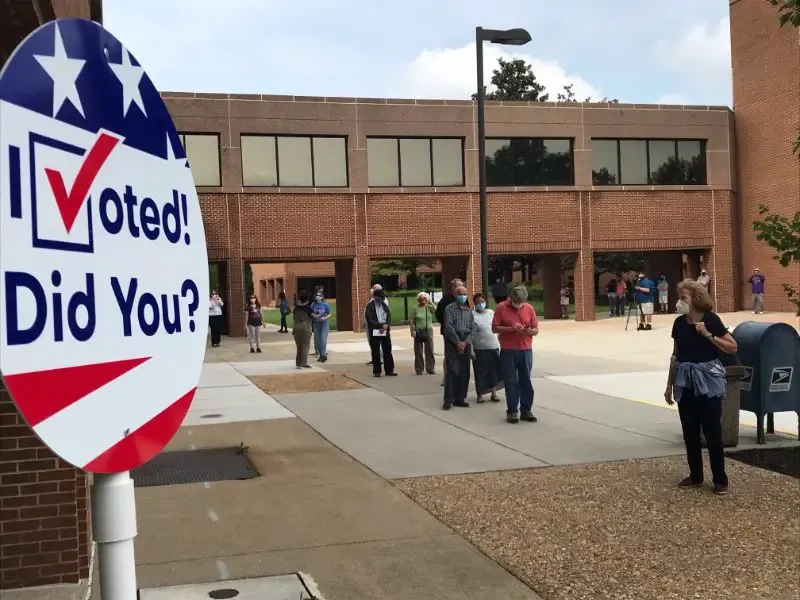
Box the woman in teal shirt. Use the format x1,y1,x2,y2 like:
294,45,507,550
410,292,437,375
311,291,332,362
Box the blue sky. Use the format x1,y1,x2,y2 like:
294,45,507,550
103,0,733,106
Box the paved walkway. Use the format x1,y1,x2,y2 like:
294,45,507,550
128,311,798,600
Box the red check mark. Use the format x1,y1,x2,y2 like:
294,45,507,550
44,132,120,233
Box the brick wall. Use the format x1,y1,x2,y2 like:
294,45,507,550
730,0,800,311
199,187,737,333
0,381,92,590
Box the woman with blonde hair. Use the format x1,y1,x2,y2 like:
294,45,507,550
664,279,738,495
410,291,436,375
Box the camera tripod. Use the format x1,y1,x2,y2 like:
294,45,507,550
624,295,642,331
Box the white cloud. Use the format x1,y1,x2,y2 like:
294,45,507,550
657,93,691,105
656,18,732,87
399,42,602,101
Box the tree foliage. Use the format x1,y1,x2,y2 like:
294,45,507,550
556,83,619,104
371,258,435,278
768,0,800,27
472,58,549,101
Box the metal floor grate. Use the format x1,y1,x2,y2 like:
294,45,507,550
132,447,259,487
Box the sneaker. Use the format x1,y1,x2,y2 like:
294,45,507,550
302,365,312,369
713,484,729,496
453,401,470,408
645,324,652,331
521,411,538,422
250,348,255,353
320,356,327,363
476,396,486,404
678,477,703,488
637,324,644,331
373,373,382,378
507,413,520,423
256,348,262,353
442,402,452,410
385,372,398,377
490,394,501,403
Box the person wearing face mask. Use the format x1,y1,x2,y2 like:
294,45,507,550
441,285,475,409
244,295,263,353
292,293,314,369
492,285,539,423
471,293,503,404
365,288,396,377
657,274,670,314
311,290,331,363
665,280,738,495
410,292,437,375
436,279,464,386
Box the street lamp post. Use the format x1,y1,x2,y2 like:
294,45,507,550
475,27,531,296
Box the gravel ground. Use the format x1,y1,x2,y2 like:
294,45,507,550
396,456,800,600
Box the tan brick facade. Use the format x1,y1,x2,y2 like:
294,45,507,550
730,0,800,311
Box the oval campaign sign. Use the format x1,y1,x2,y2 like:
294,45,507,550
0,19,209,473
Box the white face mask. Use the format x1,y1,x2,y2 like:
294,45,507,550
676,299,691,315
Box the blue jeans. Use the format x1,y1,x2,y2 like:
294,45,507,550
313,320,329,357
500,349,534,415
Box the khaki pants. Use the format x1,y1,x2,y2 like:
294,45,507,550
413,331,435,374
294,329,312,367
247,325,261,349
752,293,764,313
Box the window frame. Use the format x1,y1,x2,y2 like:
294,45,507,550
178,132,222,187
240,133,349,188
484,137,575,187
590,138,708,186
366,136,465,188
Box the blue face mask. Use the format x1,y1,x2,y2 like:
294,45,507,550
456,295,468,304
475,302,486,312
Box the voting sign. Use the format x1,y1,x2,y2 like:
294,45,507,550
0,19,208,473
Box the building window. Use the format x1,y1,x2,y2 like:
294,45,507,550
178,133,220,187
240,135,348,187
366,137,464,187
591,139,707,185
485,138,574,186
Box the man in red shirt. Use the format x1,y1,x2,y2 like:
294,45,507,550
492,285,539,423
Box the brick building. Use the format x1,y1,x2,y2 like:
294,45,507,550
0,0,797,595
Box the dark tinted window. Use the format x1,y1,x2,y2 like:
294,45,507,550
591,139,707,185
486,138,573,186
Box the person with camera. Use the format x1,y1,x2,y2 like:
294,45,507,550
664,280,737,495
208,288,225,347
410,292,436,375
634,272,655,330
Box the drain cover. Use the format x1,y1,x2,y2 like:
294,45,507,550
208,590,239,599
201,413,223,419
132,447,258,487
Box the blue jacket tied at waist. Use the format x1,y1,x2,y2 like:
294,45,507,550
674,359,727,402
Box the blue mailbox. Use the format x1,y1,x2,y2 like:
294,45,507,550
733,321,800,443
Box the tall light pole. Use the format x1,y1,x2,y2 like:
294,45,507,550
475,27,531,295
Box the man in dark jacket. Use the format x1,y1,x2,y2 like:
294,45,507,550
435,279,463,386
364,288,396,377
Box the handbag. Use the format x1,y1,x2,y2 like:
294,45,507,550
414,306,431,341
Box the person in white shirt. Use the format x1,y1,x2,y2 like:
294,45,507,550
208,289,224,347
471,292,503,403
657,274,670,313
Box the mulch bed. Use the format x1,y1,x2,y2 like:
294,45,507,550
727,446,800,479
248,372,364,395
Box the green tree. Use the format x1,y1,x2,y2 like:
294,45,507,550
556,83,619,104
472,57,549,101
371,258,435,280
752,0,800,314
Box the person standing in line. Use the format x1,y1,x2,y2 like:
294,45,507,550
559,284,570,319
209,289,225,347
278,291,290,333
634,272,656,331
615,277,627,317
311,290,332,363
292,293,313,369
442,285,474,410
244,295,263,354
606,278,617,317
664,280,737,495
410,292,437,375
657,274,670,314
365,284,383,366
471,293,503,404
748,267,766,314
492,277,508,305
492,285,539,424
365,287,396,377
436,278,463,386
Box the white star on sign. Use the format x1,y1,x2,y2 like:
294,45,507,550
165,132,189,168
109,47,147,117
34,23,87,118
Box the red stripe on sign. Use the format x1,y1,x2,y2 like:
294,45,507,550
82,388,196,474
3,357,151,427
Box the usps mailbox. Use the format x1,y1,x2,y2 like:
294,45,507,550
733,322,800,444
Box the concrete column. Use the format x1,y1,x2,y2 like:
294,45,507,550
541,254,562,319
349,253,372,332
225,258,245,336
574,250,595,321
